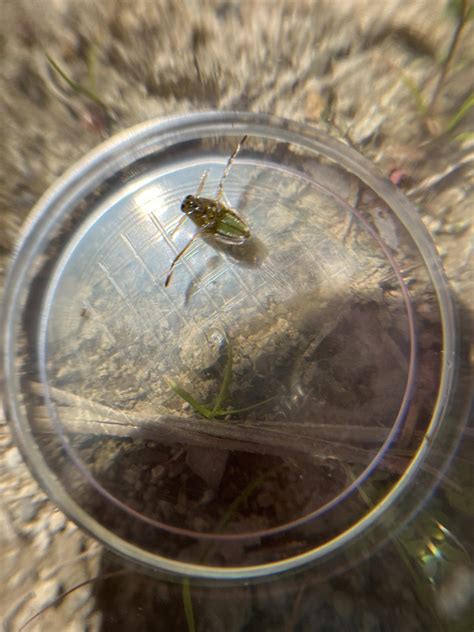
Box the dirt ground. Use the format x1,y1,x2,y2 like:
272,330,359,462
0,1,472,631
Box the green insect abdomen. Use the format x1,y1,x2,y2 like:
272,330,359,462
216,209,251,243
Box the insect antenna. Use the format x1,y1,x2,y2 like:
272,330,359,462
195,169,209,197
216,135,248,202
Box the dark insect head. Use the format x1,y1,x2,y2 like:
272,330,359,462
181,194,199,215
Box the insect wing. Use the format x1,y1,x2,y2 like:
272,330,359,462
215,208,250,244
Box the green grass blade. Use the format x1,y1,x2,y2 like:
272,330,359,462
216,469,268,532
182,579,196,632
46,53,81,91
167,379,213,419
86,43,98,92
212,396,278,417
46,53,106,109
181,470,271,631
454,131,474,142
446,92,474,131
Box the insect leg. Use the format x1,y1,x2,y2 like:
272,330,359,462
169,213,188,239
164,223,214,287
195,169,209,197
215,135,248,203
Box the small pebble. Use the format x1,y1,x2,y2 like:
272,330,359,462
5,447,22,469
19,498,39,522
48,511,66,534
0,507,17,545
33,529,51,556
30,578,60,610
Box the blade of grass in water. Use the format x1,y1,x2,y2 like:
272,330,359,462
218,470,269,533
182,579,196,632
211,396,277,417
173,330,274,630
167,379,214,419
169,330,276,420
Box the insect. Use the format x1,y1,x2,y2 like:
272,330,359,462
165,135,250,287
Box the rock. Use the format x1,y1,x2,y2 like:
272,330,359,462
186,447,229,489
29,577,60,612
33,528,51,557
4,446,22,469
19,498,40,522
0,506,17,545
48,511,67,534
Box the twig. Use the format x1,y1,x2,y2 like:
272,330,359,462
28,382,409,474
27,381,464,489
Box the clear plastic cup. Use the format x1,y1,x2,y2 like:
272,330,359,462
1,112,466,580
